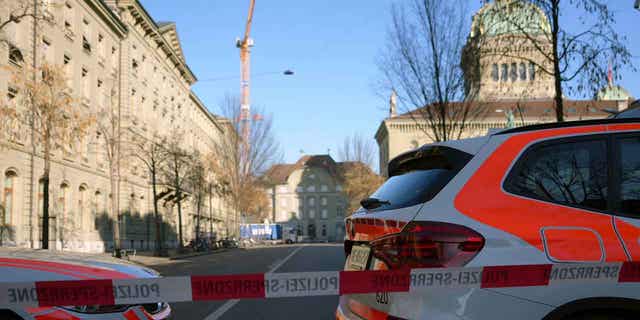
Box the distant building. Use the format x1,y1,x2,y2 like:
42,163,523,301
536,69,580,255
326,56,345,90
376,0,634,176
263,155,348,242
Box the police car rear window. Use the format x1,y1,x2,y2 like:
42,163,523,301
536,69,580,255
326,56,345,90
368,146,472,212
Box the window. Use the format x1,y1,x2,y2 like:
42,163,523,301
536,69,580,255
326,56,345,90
505,139,608,212
78,185,87,230
64,3,74,35
491,63,499,81
42,38,52,63
500,63,508,82
336,205,344,217
82,36,91,52
320,185,328,192
59,183,69,221
320,196,328,206
510,62,517,82
63,54,72,87
7,87,18,100
321,225,327,237
3,170,17,225
307,196,315,206
519,62,526,81
371,146,472,212
321,209,328,219
81,67,89,98
306,185,316,192
111,47,117,67
90,191,99,227
98,34,105,58
529,62,536,81
307,224,316,238
8,45,23,67
618,136,640,216
308,209,315,219
37,179,45,217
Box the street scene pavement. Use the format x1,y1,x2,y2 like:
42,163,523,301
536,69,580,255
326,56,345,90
145,244,344,320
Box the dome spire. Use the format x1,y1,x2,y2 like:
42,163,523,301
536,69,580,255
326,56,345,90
389,89,398,118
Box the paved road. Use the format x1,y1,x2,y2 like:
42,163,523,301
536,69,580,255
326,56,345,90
150,244,345,320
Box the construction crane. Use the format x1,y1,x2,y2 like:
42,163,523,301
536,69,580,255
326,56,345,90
237,0,256,152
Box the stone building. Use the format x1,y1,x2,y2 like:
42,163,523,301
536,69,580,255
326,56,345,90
0,0,234,252
264,155,348,242
376,0,634,176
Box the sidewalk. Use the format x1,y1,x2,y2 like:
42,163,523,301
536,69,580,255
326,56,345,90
123,248,228,267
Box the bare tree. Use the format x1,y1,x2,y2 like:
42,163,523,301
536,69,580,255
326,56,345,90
337,133,376,168
337,133,384,214
94,85,128,256
131,131,167,256
0,0,56,43
164,130,192,249
0,63,92,249
378,0,487,142
214,94,281,230
188,152,206,247
477,0,634,122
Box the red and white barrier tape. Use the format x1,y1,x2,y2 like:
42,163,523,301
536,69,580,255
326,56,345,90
1,262,639,308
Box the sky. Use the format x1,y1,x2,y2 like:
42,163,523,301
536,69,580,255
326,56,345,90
140,0,640,165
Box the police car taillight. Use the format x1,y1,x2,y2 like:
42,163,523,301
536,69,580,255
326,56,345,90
369,221,484,269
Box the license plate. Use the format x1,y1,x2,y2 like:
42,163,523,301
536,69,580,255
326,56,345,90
347,245,371,271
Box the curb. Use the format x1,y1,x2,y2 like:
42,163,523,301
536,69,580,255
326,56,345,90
168,248,228,260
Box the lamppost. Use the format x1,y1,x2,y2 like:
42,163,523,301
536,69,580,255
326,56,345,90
198,70,295,83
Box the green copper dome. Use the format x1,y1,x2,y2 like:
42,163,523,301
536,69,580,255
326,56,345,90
471,0,551,38
596,85,632,101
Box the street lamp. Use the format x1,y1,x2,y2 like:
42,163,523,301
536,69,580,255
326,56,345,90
198,69,295,83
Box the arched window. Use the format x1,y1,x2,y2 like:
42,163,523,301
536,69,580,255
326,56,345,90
510,63,517,82
78,185,87,230
38,178,45,216
59,183,69,221
3,170,17,225
529,62,536,81
94,190,101,218
517,64,525,81
491,64,499,81
500,64,508,82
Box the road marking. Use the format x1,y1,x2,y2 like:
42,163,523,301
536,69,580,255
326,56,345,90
203,245,306,320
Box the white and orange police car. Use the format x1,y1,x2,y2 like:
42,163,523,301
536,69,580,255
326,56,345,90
337,117,640,320
0,248,171,320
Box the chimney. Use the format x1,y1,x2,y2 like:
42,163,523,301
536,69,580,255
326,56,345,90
389,89,398,118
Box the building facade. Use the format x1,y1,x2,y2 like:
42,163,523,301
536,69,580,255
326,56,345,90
0,0,234,252
376,0,634,176
264,155,347,242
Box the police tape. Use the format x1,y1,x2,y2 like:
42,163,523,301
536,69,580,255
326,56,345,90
0,262,638,308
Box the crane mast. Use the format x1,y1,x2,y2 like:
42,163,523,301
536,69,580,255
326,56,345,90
238,0,255,164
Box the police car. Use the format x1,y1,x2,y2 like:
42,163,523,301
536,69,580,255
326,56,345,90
0,248,171,320
337,117,640,320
